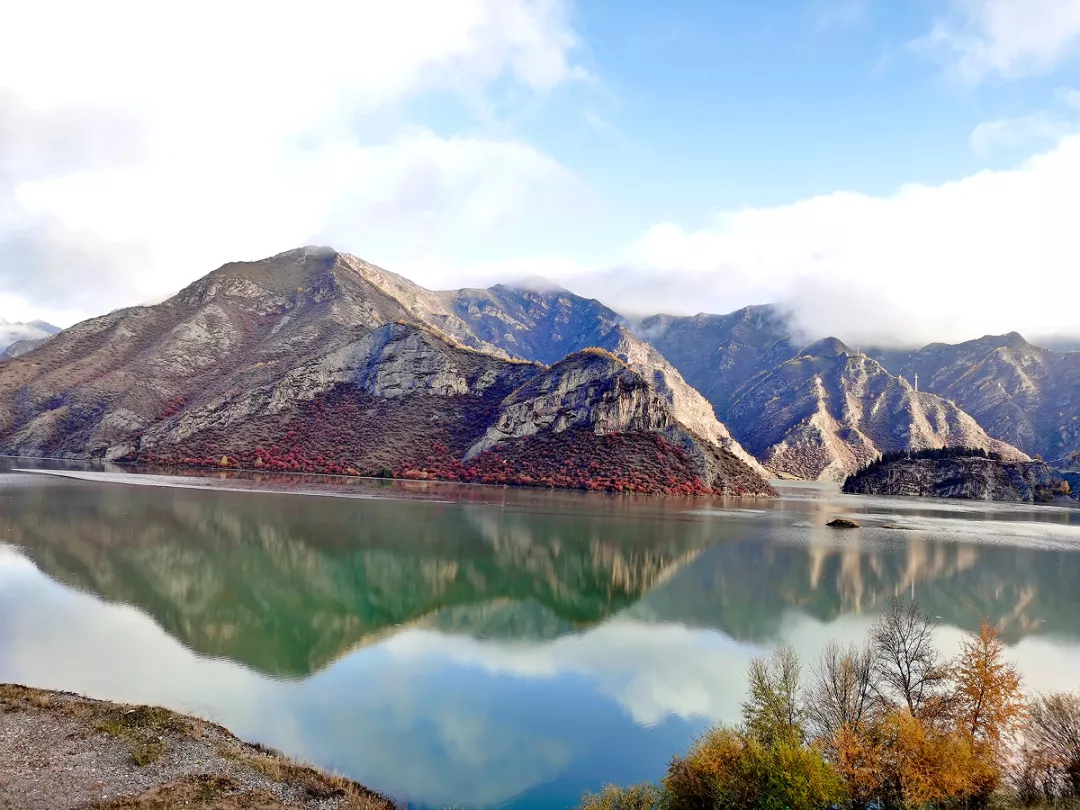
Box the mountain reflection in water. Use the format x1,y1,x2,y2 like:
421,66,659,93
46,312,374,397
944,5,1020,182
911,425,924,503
1,468,1079,808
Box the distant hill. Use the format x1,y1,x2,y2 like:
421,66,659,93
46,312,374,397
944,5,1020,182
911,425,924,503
625,306,1079,473
0,319,60,357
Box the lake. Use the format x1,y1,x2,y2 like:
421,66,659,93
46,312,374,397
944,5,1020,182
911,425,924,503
2,461,1080,808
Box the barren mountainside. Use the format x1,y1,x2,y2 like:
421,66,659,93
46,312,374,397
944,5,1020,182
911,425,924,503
724,338,1026,481
872,333,1080,465
439,284,769,476
630,305,797,420
630,308,1073,477
0,319,59,358
0,248,772,496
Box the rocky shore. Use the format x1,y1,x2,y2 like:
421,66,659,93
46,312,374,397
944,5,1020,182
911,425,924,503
0,684,396,810
843,455,1075,504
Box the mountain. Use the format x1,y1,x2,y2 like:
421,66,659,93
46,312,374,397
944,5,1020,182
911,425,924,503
629,305,797,420
0,319,60,357
870,333,1080,465
440,285,769,476
0,248,772,496
439,283,621,365
723,338,1026,481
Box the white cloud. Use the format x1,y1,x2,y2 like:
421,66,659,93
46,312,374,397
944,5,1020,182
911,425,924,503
1059,87,1080,108
0,0,586,323
916,0,1080,82
970,113,1074,154
548,134,1080,345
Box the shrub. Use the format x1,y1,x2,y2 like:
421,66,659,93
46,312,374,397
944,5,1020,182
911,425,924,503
664,727,846,810
578,783,663,810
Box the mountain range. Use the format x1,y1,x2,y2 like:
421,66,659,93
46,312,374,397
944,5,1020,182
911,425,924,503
0,246,1076,486
0,319,60,359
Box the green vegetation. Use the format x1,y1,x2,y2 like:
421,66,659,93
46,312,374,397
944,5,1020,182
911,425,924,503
579,599,1080,810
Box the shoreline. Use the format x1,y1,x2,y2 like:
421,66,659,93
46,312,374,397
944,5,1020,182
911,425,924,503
0,683,397,810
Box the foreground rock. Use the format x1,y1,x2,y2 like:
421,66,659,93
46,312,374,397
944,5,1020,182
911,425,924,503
843,456,1076,503
826,517,860,528
0,683,394,810
0,248,772,497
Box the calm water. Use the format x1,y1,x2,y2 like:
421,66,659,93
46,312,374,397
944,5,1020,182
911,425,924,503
2,461,1080,808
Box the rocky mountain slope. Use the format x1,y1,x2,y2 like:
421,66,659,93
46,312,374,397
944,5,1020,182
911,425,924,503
438,284,768,476
871,333,1080,465
630,305,797,420
843,454,1074,503
723,338,1026,481
0,248,772,495
625,305,1073,478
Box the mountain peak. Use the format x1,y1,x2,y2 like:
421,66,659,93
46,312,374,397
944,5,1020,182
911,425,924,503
267,245,340,263
801,337,854,358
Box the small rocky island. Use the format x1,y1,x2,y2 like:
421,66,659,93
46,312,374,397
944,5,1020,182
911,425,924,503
842,447,1076,504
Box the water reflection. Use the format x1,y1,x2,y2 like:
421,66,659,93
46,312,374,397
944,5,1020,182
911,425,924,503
1,470,1080,808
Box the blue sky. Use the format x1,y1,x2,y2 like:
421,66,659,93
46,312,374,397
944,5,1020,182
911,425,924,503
1,0,1079,343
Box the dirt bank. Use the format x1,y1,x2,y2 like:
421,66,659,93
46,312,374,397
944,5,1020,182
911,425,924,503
0,684,397,810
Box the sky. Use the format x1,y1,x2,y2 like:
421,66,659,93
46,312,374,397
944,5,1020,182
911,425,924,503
1,0,1079,345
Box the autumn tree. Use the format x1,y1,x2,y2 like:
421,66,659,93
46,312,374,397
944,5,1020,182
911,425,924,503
663,726,846,810
878,708,991,810
953,620,1025,758
805,641,886,810
742,645,805,747
871,598,949,719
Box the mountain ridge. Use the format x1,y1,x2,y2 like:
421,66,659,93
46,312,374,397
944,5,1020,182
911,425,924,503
0,249,773,496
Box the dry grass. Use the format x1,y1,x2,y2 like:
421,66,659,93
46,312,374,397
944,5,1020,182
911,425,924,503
2,684,400,809
236,750,395,809
85,774,294,809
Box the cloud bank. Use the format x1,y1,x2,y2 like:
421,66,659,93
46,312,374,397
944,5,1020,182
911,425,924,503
1,0,1078,349
549,134,1080,346
0,0,587,323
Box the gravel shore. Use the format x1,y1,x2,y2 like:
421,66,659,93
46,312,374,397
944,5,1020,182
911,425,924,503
0,684,397,809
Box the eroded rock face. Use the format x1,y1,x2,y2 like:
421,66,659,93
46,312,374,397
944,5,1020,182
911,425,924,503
438,284,769,477
467,351,666,457
725,341,1027,482
465,350,774,495
843,457,1075,503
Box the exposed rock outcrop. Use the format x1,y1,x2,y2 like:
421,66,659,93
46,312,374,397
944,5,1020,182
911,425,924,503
440,284,769,477
843,456,1075,503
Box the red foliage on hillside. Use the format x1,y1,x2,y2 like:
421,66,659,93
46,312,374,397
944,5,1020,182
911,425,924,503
132,385,728,496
